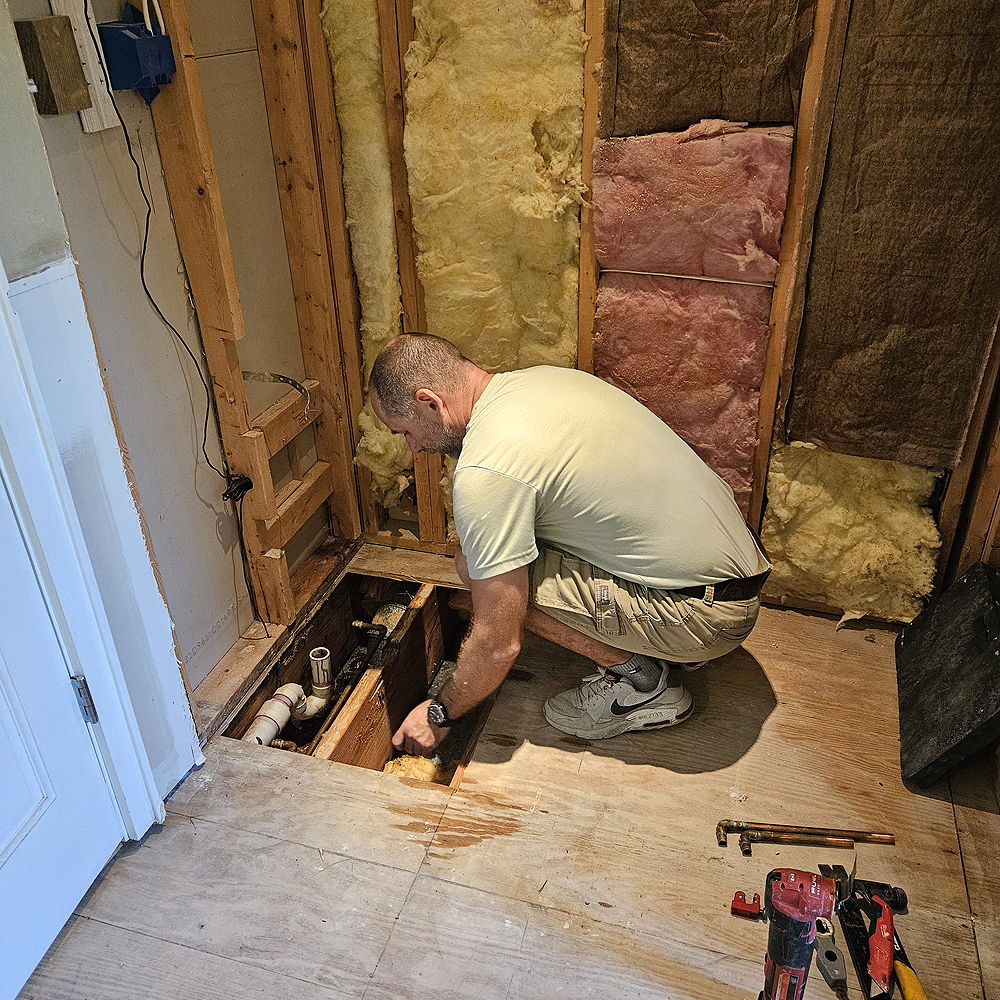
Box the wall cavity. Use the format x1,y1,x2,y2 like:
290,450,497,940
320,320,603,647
404,0,587,371
320,0,409,505
761,441,941,622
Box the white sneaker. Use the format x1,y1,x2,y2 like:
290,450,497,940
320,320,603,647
543,668,694,739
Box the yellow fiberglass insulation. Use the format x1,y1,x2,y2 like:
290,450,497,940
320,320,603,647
320,0,408,504
404,0,586,371
761,441,941,623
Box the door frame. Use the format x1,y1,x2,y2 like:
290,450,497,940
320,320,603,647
0,262,164,839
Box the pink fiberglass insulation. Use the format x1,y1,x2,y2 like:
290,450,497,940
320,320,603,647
593,120,793,283
594,274,772,514
591,121,793,513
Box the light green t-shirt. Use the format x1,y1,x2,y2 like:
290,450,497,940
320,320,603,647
453,366,761,588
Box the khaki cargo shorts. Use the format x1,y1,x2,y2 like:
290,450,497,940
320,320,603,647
530,545,767,663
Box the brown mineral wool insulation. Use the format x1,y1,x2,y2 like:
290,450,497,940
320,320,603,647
320,0,409,506
404,0,586,372
761,442,941,623
601,0,815,138
591,123,792,513
785,0,1000,469
594,275,771,514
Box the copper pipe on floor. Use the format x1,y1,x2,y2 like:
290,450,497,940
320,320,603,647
717,819,895,850
738,830,856,855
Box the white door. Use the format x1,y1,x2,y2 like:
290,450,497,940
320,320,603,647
0,475,125,998
0,267,164,1000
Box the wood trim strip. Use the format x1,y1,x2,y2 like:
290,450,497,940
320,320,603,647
577,0,604,375
750,0,847,530
261,461,334,551
251,0,361,540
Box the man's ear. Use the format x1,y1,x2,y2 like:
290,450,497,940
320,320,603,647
414,388,442,412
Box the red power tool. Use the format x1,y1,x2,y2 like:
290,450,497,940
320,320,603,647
759,868,838,1000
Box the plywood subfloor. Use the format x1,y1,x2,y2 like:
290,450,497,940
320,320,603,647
19,606,999,999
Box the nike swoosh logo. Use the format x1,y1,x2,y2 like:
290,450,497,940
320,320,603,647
610,692,665,716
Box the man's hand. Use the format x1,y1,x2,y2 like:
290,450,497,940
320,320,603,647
392,699,447,757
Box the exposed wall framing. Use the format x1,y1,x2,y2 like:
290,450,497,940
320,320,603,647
153,0,359,626
154,0,1000,651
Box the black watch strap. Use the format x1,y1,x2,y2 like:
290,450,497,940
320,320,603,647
427,699,454,728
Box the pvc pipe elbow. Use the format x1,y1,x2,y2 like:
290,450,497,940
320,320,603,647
242,684,305,744
294,694,329,720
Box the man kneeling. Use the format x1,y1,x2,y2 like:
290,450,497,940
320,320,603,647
368,334,770,756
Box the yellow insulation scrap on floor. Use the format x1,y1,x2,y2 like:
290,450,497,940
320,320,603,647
404,0,587,371
762,441,942,623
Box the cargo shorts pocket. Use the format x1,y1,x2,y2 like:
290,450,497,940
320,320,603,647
592,570,626,637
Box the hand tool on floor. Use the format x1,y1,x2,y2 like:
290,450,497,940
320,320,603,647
893,928,929,1000
813,917,849,1000
758,868,838,1000
819,863,920,1000
717,819,895,856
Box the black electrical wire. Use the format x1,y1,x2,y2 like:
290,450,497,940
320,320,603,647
82,0,269,637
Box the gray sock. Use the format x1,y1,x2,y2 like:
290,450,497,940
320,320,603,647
612,654,663,693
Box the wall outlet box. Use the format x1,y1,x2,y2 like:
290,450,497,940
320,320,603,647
97,3,175,104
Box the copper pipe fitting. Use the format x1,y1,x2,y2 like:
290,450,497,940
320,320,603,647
716,819,895,848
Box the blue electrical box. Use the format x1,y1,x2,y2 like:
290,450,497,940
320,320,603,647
98,3,174,104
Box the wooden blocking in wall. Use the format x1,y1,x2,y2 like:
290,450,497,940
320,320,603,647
249,0,361,542
15,16,92,116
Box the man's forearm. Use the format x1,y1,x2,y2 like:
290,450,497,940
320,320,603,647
438,619,521,718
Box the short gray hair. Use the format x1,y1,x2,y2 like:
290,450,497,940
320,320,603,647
369,334,470,417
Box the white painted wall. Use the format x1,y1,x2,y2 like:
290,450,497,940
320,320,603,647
1,0,200,796
8,0,261,689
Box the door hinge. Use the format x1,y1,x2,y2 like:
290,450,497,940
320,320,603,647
71,675,99,724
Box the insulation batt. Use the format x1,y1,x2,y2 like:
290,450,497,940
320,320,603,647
595,274,771,513
593,121,793,284
320,0,410,506
761,441,941,623
591,122,793,513
404,0,586,371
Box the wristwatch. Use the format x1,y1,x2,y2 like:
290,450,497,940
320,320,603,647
427,699,455,728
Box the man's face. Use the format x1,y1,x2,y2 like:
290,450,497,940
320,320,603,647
371,393,465,458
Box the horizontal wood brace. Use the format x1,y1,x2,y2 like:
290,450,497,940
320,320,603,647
260,461,334,551
251,380,323,458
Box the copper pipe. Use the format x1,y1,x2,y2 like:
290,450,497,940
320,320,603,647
739,830,856,855
717,819,895,848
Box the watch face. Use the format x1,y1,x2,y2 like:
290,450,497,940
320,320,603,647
428,701,446,726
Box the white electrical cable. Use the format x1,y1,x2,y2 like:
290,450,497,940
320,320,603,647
149,0,165,35
140,0,152,34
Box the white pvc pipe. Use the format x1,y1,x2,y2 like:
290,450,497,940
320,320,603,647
310,646,332,700
242,683,305,744
242,647,336,744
